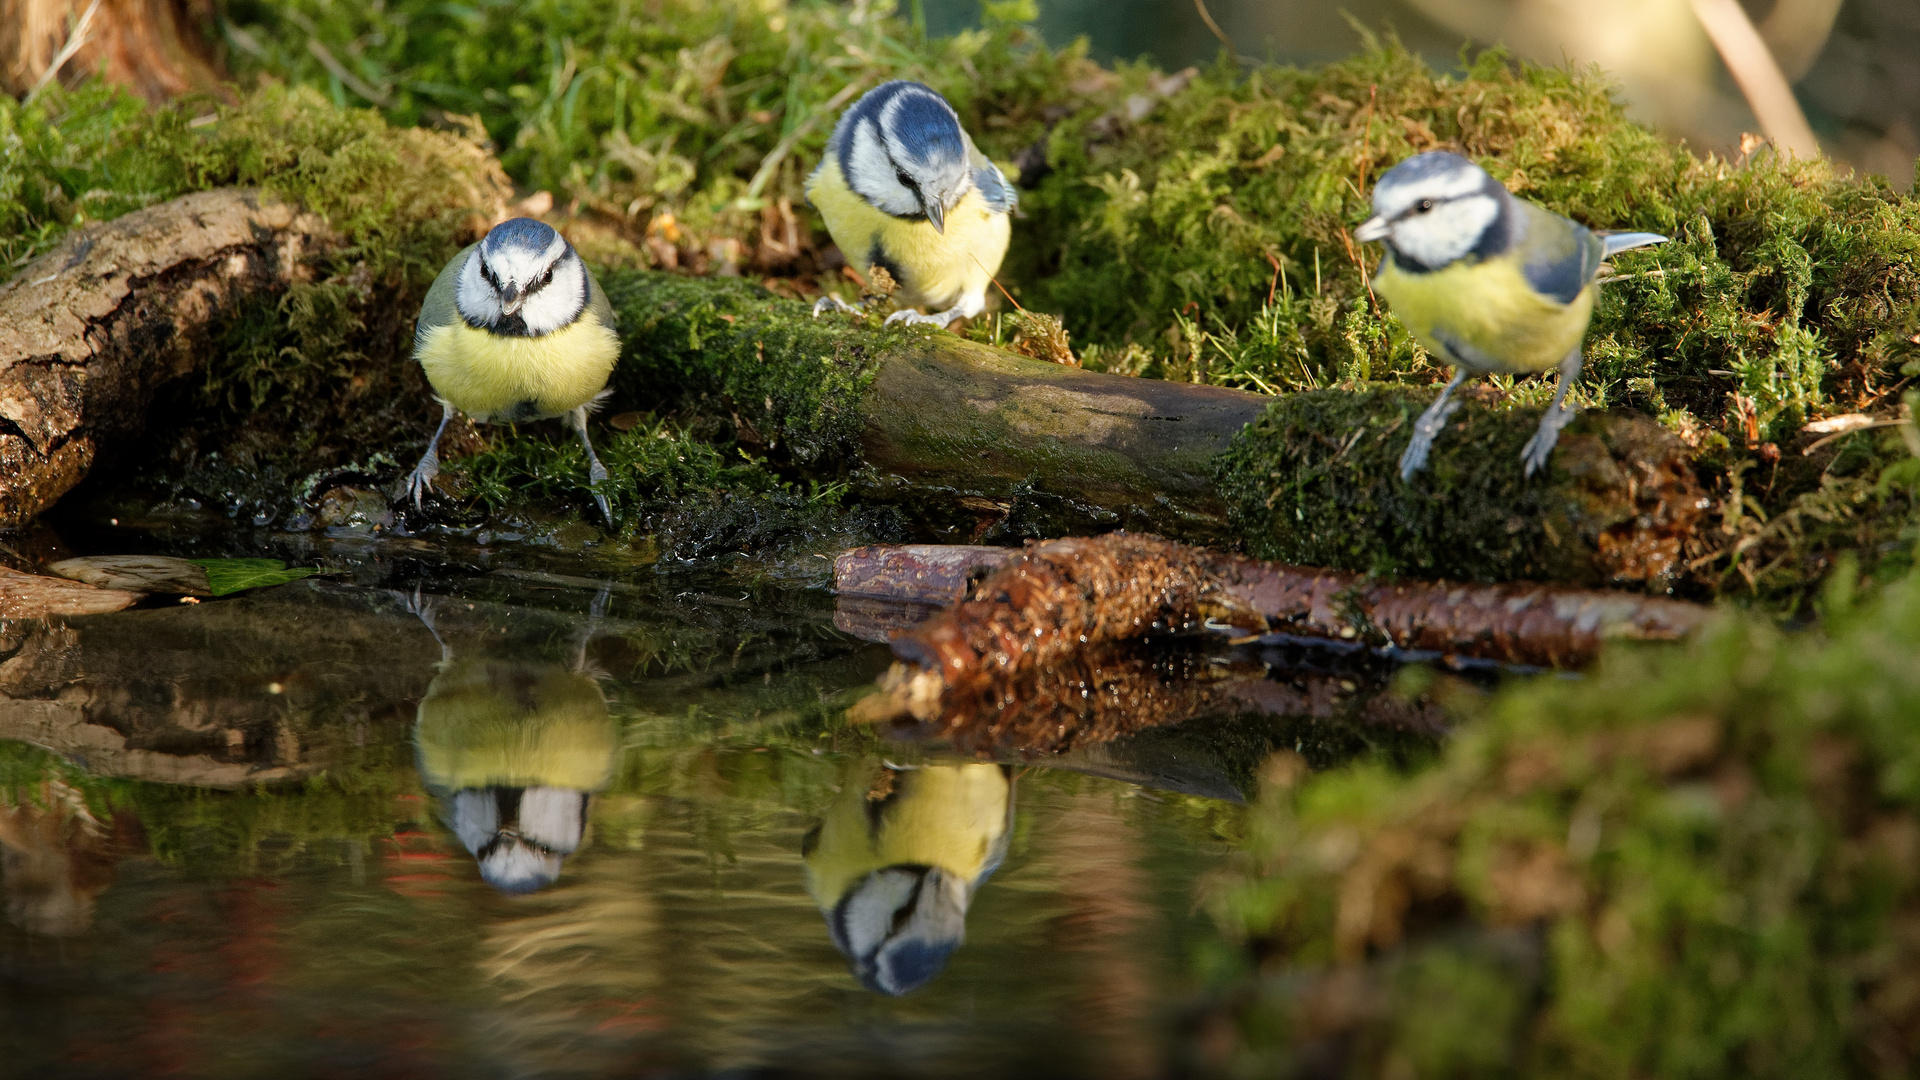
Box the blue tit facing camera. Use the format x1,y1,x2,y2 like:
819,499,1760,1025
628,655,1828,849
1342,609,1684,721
1354,151,1667,480
414,656,618,895
805,80,1017,328
803,761,1015,996
403,217,621,521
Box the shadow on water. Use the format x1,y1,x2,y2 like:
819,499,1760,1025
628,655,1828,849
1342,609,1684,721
0,535,1457,1077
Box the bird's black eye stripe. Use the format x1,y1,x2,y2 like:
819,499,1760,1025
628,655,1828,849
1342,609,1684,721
895,168,916,191
1416,198,1435,213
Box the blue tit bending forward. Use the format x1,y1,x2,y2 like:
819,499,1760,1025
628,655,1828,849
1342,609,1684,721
803,761,1014,995
403,217,621,520
805,80,1017,328
1354,151,1667,480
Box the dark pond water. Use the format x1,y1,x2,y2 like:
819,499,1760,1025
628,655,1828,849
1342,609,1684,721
0,516,1442,1078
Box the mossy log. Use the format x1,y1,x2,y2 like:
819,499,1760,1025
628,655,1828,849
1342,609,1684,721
0,189,332,528
1,189,1706,589
604,271,1708,586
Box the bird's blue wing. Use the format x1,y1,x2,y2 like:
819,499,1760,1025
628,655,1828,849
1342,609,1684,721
1600,231,1669,257
967,138,1018,214
415,242,478,350
1514,201,1605,306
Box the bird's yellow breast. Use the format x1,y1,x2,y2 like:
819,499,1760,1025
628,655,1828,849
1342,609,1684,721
805,159,1010,312
415,313,620,422
804,764,1011,908
1375,255,1594,375
414,659,617,792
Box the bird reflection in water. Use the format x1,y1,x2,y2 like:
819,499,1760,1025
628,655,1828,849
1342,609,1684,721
408,590,617,894
803,759,1015,995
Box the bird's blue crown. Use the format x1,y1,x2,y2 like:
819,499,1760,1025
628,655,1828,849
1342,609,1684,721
483,217,561,257
841,81,966,169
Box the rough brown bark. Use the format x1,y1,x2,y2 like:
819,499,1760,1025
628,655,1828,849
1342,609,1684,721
0,189,332,528
845,535,1711,727
2,0,226,102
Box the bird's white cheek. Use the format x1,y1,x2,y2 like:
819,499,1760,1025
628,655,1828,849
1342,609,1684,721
1393,196,1500,268
519,263,588,335
455,255,501,325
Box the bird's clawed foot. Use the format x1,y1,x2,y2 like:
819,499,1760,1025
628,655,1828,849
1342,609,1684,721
401,453,439,509
882,307,962,330
1520,403,1578,478
1396,397,1462,479
812,294,862,317
587,459,612,525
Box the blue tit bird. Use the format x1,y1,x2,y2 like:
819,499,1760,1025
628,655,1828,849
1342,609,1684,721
403,217,621,521
805,80,1017,328
802,761,1014,995
413,655,617,894
1353,151,1667,480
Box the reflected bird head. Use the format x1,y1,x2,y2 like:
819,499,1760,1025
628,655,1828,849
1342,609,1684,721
445,785,589,895
827,864,971,996
1355,151,1514,272
838,81,974,234
455,217,588,335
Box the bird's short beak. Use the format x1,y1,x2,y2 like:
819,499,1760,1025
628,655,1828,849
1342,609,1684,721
1354,216,1389,243
498,283,523,314
923,198,946,235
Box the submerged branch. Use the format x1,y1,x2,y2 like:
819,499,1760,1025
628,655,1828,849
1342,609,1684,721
843,534,1711,728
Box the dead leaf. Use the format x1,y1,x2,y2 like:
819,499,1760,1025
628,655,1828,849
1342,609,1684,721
0,566,140,618
47,555,210,596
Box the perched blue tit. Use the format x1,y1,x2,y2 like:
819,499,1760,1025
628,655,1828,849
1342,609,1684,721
413,656,617,894
805,80,1017,328
403,217,621,521
802,761,1014,995
1354,151,1667,479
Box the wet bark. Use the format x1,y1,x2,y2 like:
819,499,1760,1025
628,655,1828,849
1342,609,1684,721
845,535,1711,728
0,189,332,528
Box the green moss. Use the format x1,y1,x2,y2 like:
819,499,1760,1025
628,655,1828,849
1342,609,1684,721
1213,389,1696,584
601,268,901,470
1204,564,1920,1076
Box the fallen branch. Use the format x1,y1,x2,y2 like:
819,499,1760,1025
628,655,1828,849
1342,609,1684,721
611,272,1708,584
842,534,1711,727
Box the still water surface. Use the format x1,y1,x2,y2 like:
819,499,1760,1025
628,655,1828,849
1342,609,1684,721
0,550,1408,1077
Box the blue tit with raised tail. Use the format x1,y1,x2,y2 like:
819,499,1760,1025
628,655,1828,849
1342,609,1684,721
1353,151,1667,480
803,761,1014,995
805,80,1017,328
402,217,620,521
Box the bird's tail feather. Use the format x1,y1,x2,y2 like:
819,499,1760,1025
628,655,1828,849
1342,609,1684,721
1601,231,1669,256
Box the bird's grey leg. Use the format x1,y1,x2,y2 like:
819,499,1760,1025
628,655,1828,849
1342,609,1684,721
1521,345,1584,478
1398,367,1471,480
812,294,861,317
569,406,614,524
403,401,456,508
571,581,613,673
396,585,453,662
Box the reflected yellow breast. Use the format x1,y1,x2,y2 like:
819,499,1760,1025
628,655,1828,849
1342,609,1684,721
416,313,620,421
804,763,1012,908
806,160,1010,312
1376,255,1594,375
